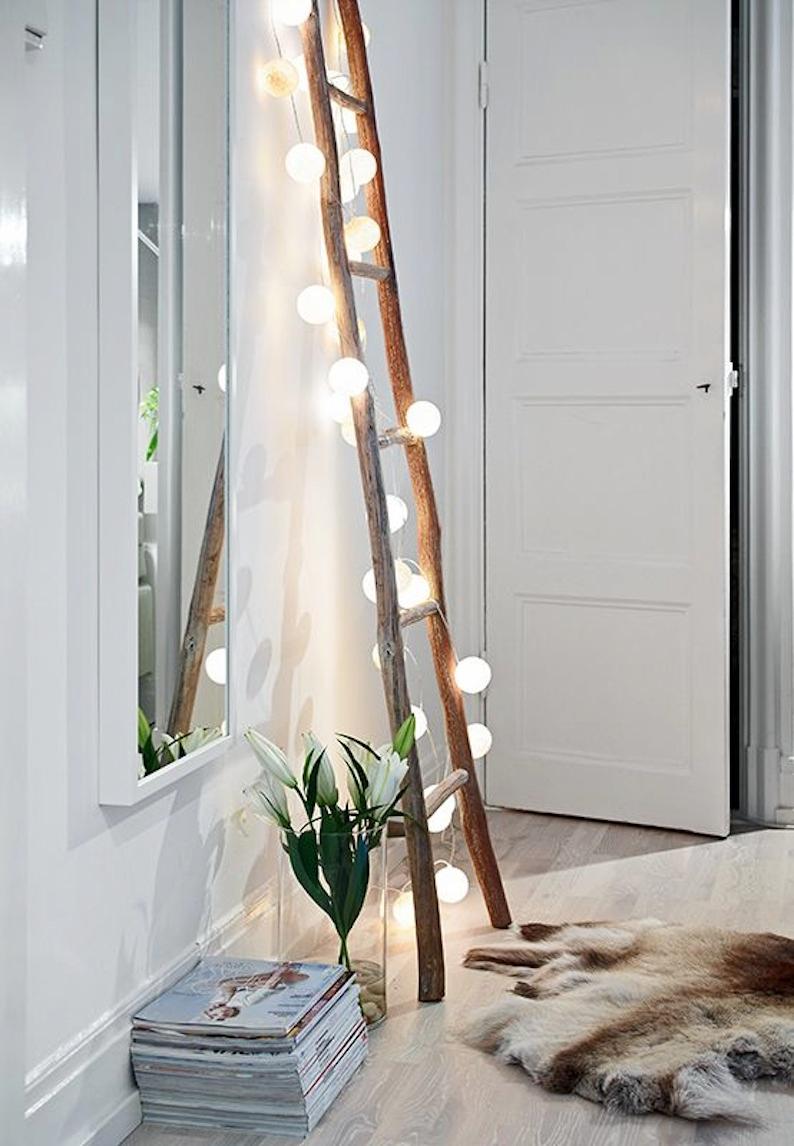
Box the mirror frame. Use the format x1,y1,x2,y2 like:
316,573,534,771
97,0,233,805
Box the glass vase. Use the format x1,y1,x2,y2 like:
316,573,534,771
346,836,388,1027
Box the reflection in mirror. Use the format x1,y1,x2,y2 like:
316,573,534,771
136,0,229,780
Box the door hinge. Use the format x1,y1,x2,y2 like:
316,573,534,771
478,60,489,110
727,365,740,395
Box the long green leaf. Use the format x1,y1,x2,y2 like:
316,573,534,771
341,836,370,934
285,832,332,918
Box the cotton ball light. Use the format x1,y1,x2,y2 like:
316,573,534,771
205,647,227,686
371,643,381,670
217,363,227,393
328,356,369,396
362,22,371,46
326,391,352,424
467,722,493,760
339,148,378,204
406,400,441,438
290,54,309,92
363,560,411,602
454,655,492,694
258,57,299,98
436,864,469,904
423,786,455,833
362,568,378,603
411,705,428,740
297,284,335,325
272,0,311,26
285,142,326,184
392,890,414,928
394,560,413,592
399,573,430,609
344,215,381,257
340,420,357,446
386,494,408,534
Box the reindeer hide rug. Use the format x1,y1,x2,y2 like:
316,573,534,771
462,919,794,1122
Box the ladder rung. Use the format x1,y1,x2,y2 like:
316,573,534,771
328,83,369,116
400,599,439,627
349,260,391,283
208,605,225,625
379,426,415,449
388,768,468,837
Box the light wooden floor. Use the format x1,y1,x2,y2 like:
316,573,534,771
125,810,794,1146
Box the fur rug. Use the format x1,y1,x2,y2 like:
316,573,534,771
462,918,794,1122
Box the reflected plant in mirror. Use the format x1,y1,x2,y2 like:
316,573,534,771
136,0,229,778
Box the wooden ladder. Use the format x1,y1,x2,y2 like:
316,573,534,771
299,0,511,1002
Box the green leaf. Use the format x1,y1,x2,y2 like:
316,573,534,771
304,753,322,820
145,427,158,462
341,836,371,934
285,831,333,919
337,733,379,760
392,714,416,760
137,708,151,750
338,739,370,810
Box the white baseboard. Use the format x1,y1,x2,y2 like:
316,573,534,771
25,881,278,1146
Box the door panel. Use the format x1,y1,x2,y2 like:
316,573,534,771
485,0,731,835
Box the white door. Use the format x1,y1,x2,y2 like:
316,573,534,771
485,0,731,835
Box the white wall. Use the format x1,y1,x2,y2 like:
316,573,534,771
1,4,28,1141
23,1,451,1142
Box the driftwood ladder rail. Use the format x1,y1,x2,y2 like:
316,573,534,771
300,0,511,1000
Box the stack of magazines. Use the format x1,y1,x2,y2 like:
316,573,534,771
131,957,367,1136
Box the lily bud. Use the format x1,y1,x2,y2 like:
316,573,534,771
244,728,299,789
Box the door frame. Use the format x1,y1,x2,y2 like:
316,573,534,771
445,0,756,819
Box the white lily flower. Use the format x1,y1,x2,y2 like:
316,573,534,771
244,728,298,789
178,725,222,756
245,772,291,828
302,731,338,807
367,748,408,814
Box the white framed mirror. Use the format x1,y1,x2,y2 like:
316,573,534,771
98,0,231,804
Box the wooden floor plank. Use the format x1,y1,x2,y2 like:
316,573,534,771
125,810,794,1145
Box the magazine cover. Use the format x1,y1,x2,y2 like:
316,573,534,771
134,958,346,1036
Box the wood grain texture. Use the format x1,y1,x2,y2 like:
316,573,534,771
166,443,225,735
299,2,444,1003
335,0,511,931
126,813,794,1146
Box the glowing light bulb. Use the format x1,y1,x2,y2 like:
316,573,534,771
412,705,428,739
363,560,411,603
467,722,493,760
362,569,378,603
406,400,441,438
436,864,469,904
399,573,430,609
291,54,309,92
340,420,357,446
424,786,455,833
297,284,335,324
328,356,369,396
258,57,299,98
327,391,352,424
217,363,227,393
205,647,227,686
386,494,408,534
454,656,492,694
371,643,381,670
344,215,381,257
392,890,414,928
394,560,413,592
272,0,311,26
285,142,326,184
